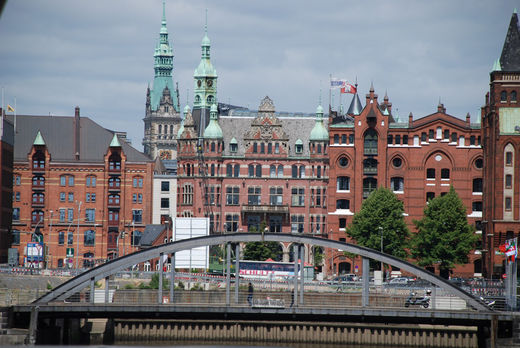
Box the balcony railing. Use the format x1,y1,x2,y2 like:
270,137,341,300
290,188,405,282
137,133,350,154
241,204,289,216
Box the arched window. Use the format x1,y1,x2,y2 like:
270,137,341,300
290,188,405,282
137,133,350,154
210,164,215,176
170,125,174,134
86,175,96,187
248,164,255,177
210,142,215,152
511,91,517,102
270,165,276,177
158,125,162,134
292,165,298,178
277,165,284,178
363,178,377,198
108,194,120,205
226,164,233,177
31,210,44,224
131,230,142,246
109,177,121,189
501,90,507,102
268,143,272,154
234,164,240,177
334,134,339,144
255,164,262,178
109,153,121,171
260,143,265,154
32,192,44,204
84,230,95,246
299,165,305,178
363,129,378,155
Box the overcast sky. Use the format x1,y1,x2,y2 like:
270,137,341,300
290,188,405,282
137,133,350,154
0,1,517,151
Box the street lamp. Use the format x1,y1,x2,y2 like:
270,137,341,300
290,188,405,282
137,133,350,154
75,201,82,269
47,210,53,269
378,226,384,277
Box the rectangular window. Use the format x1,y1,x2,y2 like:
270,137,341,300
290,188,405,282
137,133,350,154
505,175,512,189
68,192,74,202
67,208,74,222
291,215,304,233
68,176,74,186
226,186,239,205
505,197,512,211
226,164,233,177
91,193,96,202
472,201,483,212
67,232,73,245
275,143,279,154
441,168,450,179
132,210,143,223
426,192,435,202
291,187,305,206
225,214,239,233
337,176,350,191
60,192,66,202
269,187,283,205
506,152,513,166
161,198,170,208
391,177,404,192
182,184,193,205
316,188,321,207
60,176,66,186
349,134,354,144
59,209,66,222
86,193,90,202
339,218,346,229
248,187,261,205
138,193,142,203
85,209,95,222
402,135,408,145
132,193,137,203
161,181,170,192
426,168,435,179
336,199,350,209
230,143,238,152
58,232,64,245
395,135,401,144
12,208,20,221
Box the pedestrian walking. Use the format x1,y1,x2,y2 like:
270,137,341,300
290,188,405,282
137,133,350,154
248,282,254,305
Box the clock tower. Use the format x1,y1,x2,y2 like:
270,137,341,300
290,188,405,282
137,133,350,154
143,0,182,160
192,11,218,137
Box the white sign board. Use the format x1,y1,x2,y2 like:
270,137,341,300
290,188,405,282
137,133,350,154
173,218,209,269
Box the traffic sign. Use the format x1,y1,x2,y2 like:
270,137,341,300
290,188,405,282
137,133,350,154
66,248,74,258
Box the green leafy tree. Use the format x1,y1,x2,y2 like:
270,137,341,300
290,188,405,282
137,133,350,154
411,186,477,277
346,187,410,267
243,242,283,261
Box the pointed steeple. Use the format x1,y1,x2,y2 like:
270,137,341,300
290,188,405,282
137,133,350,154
347,82,363,116
203,104,223,139
109,133,121,147
499,10,520,71
149,0,179,112
33,130,46,146
194,9,218,110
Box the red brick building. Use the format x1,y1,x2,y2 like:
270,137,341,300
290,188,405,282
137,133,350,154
481,11,520,278
327,86,483,277
177,97,329,263
0,112,14,264
9,107,154,268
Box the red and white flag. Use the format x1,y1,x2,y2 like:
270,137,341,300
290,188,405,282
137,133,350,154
340,83,357,94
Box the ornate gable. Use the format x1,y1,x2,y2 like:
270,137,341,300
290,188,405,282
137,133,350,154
244,96,288,141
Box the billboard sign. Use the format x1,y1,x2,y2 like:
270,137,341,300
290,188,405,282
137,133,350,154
26,242,43,262
173,218,209,269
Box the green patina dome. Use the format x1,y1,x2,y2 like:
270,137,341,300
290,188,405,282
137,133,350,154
204,104,223,139
309,104,328,141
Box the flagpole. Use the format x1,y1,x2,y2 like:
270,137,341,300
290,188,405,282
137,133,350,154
328,74,332,111
14,97,16,134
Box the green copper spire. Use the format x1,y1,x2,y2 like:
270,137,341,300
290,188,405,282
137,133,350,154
150,0,179,112
109,133,121,147
33,130,46,146
492,58,502,72
193,10,217,110
310,96,328,142
203,104,223,138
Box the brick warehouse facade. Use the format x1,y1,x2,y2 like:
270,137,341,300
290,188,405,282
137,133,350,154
327,88,483,277
0,113,14,263
177,97,329,264
9,107,153,268
481,11,520,278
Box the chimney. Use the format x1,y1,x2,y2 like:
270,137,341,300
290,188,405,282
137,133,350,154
408,112,413,127
74,106,80,160
466,112,471,125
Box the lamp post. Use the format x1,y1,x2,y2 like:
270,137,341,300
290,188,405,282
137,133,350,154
75,201,82,269
165,220,169,243
47,210,53,269
378,226,384,277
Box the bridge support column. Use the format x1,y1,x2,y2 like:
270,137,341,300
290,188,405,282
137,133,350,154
25,305,39,345
299,244,304,305
158,252,164,304
104,276,109,303
226,243,231,306
90,277,95,304
293,246,298,307
362,257,369,307
235,244,240,304
170,253,175,303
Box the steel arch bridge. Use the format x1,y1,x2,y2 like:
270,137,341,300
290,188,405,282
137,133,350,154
34,233,489,311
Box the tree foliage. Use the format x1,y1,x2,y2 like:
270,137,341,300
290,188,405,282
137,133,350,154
346,187,410,261
411,186,477,275
243,241,283,261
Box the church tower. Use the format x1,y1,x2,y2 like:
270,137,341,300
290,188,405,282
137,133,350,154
143,0,182,160
192,11,218,137
481,10,520,278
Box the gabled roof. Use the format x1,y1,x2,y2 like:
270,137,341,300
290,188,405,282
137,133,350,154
500,11,520,71
140,224,166,247
9,114,151,163
410,112,477,130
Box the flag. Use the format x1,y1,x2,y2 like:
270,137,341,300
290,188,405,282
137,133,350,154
341,83,357,94
504,238,518,259
7,104,14,112
330,78,346,89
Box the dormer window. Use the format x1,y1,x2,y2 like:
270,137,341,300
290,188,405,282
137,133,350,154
295,139,303,154
230,138,238,153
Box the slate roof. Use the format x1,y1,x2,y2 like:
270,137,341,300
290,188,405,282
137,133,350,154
500,11,520,71
9,114,151,163
219,110,329,157
140,224,166,247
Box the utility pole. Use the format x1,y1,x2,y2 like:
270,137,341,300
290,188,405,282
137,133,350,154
47,210,53,269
